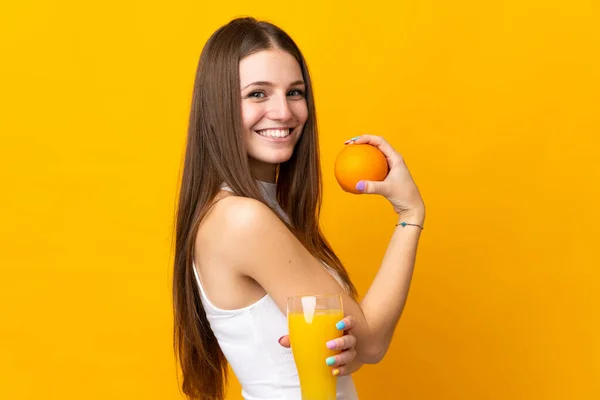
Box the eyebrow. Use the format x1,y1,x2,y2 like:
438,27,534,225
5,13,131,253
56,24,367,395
242,80,305,90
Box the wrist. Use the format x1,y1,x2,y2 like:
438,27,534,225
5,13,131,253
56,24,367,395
397,207,425,226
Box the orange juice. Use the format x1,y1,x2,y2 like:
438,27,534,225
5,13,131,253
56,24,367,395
288,309,344,400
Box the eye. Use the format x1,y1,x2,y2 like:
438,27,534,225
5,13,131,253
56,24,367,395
247,91,266,99
287,89,305,98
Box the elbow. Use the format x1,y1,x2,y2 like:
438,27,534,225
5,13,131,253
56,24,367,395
360,343,388,364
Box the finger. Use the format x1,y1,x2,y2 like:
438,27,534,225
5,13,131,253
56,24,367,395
325,349,357,367
356,179,387,195
326,333,356,351
278,335,290,348
336,349,357,366
347,134,403,165
332,365,349,376
335,316,355,332
340,315,356,331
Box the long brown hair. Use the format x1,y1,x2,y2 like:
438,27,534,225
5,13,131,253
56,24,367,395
173,17,358,400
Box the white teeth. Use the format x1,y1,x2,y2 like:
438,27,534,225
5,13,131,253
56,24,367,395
257,128,291,138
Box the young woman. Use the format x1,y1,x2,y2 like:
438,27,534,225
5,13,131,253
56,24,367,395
173,17,425,400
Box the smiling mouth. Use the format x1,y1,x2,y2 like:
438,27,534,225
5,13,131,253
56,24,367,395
254,128,293,138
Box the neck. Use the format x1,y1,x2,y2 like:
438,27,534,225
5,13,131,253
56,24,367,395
248,157,277,183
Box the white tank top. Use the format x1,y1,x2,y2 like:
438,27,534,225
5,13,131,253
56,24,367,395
193,181,359,400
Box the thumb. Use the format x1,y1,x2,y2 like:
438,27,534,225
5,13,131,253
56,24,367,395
278,335,291,348
356,180,385,195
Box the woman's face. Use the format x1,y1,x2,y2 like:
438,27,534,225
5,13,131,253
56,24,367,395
239,49,308,182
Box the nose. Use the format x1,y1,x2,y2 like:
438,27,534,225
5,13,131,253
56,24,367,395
267,94,293,121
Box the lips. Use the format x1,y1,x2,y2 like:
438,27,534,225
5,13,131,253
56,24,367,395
255,128,292,138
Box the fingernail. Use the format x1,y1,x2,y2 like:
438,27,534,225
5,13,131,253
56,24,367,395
332,368,340,376
326,340,337,350
355,181,365,192
336,320,346,330
344,136,361,144
326,356,336,366
351,136,361,141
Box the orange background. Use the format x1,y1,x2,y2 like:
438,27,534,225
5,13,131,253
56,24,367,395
1,1,599,399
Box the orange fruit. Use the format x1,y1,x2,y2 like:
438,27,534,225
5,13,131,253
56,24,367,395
334,144,388,194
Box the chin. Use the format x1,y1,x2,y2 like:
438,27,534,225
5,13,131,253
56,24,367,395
251,149,295,165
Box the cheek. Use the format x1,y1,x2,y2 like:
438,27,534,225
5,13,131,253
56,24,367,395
241,103,263,130
293,101,309,125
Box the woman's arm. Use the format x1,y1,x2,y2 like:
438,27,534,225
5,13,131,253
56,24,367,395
344,134,425,362
202,135,424,364
355,211,423,361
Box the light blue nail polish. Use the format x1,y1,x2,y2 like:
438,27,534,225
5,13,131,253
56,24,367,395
326,356,336,366
336,320,346,330
350,136,361,141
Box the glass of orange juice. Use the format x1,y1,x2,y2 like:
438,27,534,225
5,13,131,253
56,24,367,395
287,294,344,400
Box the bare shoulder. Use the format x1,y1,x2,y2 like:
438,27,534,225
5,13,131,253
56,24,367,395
197,195,289,262
194,193,287,308
198,193,348,315
203,195,284,235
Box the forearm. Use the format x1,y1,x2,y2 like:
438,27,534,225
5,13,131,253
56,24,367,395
356,211,424,363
